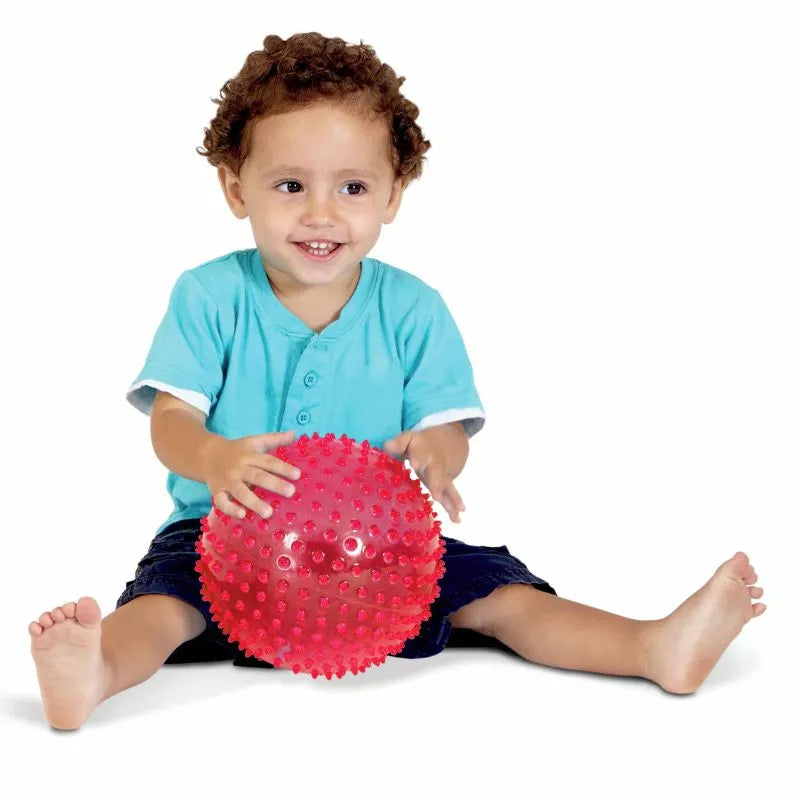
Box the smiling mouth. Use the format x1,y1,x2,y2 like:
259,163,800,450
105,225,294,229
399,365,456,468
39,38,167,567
293,241,344,257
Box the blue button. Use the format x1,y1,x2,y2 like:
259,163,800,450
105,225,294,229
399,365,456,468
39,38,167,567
297,410,311,425
304,371,318,388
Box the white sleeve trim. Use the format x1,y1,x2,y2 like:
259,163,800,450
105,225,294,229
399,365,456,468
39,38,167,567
411,407,486,437
126,379,211,417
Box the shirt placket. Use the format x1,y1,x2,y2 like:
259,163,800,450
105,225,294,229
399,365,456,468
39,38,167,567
281,334,328,433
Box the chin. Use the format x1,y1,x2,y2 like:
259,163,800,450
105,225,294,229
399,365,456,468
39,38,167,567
296,261,362,284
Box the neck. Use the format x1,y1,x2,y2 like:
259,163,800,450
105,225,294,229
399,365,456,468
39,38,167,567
267,263,361,333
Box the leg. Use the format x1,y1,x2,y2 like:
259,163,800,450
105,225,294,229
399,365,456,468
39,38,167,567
449,551,766,694
452,584,653,675
29,594,206,730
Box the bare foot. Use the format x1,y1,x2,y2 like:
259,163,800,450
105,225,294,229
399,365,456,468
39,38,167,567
29,597,109,730
644,552,766,694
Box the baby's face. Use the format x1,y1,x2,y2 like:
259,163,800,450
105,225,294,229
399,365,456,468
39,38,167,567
220,100,404,291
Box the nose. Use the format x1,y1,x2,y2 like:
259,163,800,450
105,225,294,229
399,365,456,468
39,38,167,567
300,190,336,228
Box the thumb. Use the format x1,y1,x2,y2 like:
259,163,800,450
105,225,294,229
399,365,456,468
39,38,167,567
249,430,297,454
384,430,414,458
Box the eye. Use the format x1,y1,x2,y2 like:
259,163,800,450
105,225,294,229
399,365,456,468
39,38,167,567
340,182,366,196
276,180,303,193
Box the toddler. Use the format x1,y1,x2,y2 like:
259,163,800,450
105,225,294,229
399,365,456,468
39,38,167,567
29,32,766,730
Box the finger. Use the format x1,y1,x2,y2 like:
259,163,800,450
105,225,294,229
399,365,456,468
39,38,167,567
250,430,297,454
255,454,302,481
417,470,445,503
411,445,434,473
443,483,466,513
213,490,261,521
212,490,241,519
420,465,446,499
232,482,276,519
384,431,413,458
244,466,297,499
440,494,460,523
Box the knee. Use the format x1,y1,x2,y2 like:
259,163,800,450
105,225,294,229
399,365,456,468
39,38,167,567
448,584,526,639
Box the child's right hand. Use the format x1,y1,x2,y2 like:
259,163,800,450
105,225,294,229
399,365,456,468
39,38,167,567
201,430,301,519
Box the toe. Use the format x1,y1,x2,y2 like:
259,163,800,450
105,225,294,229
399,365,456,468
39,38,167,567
724,552,750,580
75,597,102,626
38,612,54,628
752,602,767,617
749,586,764,599
51,607,66,623
29,621,43,636
62,602,77,618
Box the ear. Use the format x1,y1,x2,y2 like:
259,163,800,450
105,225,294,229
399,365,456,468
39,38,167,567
217,165,249,219
382,176,405,224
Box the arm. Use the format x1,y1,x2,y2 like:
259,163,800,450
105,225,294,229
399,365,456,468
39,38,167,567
149,390,299,518
386,289,484,522
149,390,224,484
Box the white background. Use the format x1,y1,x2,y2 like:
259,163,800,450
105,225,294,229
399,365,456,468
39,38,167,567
2,0,797,797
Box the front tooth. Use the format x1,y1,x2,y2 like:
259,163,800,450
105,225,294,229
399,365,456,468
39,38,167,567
309,241,320,248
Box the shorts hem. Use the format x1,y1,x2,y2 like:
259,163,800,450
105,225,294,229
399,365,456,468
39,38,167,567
392,571,556,660
116,576,213,629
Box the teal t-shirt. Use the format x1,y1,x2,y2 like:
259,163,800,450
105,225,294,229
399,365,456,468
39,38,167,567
128,248,485,534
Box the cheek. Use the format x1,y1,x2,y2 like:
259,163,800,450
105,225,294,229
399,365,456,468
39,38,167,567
348,201,386,234
253,203,290,235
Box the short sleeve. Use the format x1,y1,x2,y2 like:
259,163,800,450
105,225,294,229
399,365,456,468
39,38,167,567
126,271,225,417
401,290,485,437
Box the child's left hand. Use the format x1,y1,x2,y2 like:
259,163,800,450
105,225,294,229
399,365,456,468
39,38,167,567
383,422,468,523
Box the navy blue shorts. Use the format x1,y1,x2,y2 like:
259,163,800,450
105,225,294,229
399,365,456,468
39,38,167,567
116,518,557,666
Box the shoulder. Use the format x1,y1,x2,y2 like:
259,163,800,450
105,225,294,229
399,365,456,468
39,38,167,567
178,248,252,303
369,257,444,317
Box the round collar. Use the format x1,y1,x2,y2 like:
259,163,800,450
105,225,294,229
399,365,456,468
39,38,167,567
246,248,378,339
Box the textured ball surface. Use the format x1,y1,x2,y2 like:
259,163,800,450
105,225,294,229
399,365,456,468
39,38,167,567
195,432,445,679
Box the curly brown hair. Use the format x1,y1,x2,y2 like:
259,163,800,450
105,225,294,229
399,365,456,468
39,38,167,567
196,32,431,185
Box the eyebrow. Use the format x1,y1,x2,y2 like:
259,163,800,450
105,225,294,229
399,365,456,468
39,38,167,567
262,165,380,181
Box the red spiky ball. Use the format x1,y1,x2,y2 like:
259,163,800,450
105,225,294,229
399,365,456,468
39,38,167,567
195,432,446,680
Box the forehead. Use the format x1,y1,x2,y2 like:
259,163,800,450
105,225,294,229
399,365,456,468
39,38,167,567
247,102,393,176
